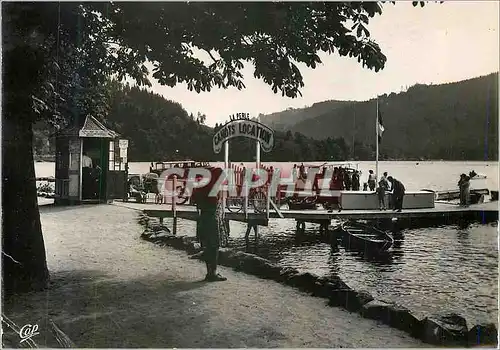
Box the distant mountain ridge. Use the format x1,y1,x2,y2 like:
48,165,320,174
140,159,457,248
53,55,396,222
259,100,353,131
259,73,499,160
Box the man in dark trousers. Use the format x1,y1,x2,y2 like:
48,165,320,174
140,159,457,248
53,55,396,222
352,170,360,191
191,167,227,282
387,176,405,212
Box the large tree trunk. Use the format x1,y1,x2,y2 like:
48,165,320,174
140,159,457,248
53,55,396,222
2,116,50,296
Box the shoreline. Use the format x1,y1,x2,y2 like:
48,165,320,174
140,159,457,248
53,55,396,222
3,204,426,348
33,157,500,162
139,213,498,347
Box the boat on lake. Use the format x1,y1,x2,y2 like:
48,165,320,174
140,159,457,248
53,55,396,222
337,220,394,254
469,170,487,180
149,160,211,176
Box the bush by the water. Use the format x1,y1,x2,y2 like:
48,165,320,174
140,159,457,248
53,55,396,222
37,182,54,197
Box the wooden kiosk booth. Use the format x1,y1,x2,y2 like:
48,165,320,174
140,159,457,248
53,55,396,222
54,115,128,205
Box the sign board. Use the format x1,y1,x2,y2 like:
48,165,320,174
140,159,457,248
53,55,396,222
79,129,115,138
120,147,128,158
213,118,274,154
119,139,129,149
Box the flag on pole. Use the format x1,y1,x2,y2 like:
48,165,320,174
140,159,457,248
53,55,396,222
377,108,385,143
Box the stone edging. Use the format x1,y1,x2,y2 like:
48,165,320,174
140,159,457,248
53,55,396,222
138,214,497,347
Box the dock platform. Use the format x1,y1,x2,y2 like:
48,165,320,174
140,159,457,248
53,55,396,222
113,200,498,225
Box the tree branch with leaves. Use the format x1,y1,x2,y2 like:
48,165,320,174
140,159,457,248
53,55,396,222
3,1,431,295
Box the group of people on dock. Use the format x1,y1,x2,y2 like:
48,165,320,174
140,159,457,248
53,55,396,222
291,164,363,192
376,171,406,212
231,163,407,211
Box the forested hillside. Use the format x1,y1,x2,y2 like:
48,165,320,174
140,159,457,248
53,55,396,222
104,82,375,161
258,100,353,131
34,74,497,162
259,73,498,160
33,81,374,162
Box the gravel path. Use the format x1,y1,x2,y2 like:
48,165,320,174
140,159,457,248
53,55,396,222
3,204,425,348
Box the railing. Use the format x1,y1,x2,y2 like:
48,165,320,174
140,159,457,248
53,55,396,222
35,177,56,182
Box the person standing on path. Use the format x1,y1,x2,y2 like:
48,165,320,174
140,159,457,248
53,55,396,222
387,176,405,212
191,167,227,282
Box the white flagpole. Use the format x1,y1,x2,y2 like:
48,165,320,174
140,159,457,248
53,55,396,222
376,98,379,184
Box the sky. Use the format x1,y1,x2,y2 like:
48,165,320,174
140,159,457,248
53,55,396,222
142,1,499,127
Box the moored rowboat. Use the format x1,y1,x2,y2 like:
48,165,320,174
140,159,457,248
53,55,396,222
339,220,394,253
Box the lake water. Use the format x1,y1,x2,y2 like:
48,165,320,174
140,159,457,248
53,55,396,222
35,161,499,326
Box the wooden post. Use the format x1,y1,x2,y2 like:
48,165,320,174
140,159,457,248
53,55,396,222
172,175,177,235
164,175,169,206
266,183,270,220
124,162,129,202
296,220,305,232
276,182,282,207
244,182,249,219
245,220,259,244
224,141,229,215
296,220,300,231
256,140,260,170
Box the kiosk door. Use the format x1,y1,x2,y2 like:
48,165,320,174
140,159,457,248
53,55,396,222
106,139,127,200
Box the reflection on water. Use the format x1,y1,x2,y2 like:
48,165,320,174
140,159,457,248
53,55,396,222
170,217,498,326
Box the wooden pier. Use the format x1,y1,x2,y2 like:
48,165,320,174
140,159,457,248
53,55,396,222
114,200,498,233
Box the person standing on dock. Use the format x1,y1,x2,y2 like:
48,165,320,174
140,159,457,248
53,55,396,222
387,176,405,212
239,166,246,196
380,171,391,208
299,163,306,180
462,175,470,207
380,172,390,189
367,170,376,191
337,167,345,191
352,170,360,191
458,173,471,207
344,170,352,191
376,179,388,210
329,168,343,212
